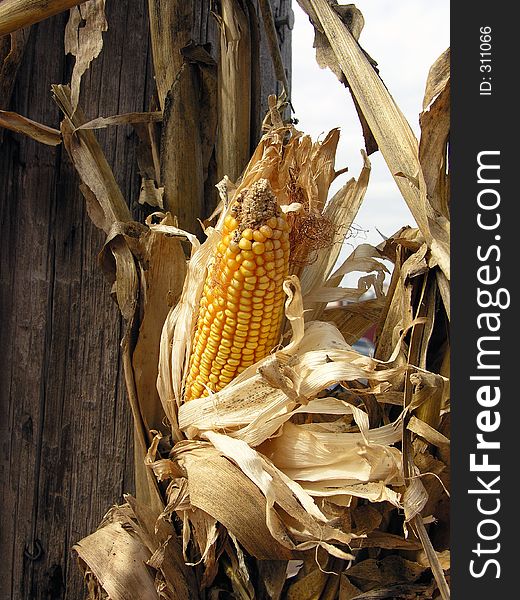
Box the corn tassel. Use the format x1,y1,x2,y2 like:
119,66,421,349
184,179,290,401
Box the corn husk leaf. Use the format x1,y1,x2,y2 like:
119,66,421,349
322,296,385,345
299,150,371,297
0,110,61,144
74,522,159,600
346,556,427,590
75,111,163,131
65,0,107,112
124,496,199,598
0,0,83,37
74,500,199,600
138,179,164,209
53,84,131,229
216,0,252,183
181,447,294,560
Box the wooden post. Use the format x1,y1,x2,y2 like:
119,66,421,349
0,1,291,597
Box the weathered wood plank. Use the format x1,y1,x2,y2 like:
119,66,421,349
0,2,291,598
0,1,152,597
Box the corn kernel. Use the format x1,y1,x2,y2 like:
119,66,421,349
252,242,265,255
259,224,273,238
239,237,252,250
253,230,266,242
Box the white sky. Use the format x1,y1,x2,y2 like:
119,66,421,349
291,0,450,251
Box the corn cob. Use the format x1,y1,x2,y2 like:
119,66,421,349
184,179,290,401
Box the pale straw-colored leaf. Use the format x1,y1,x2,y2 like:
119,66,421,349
64,0,107,112
216,0,252,182
300,151,371,297
0,110,61,145
76,111,163,131
0,0,84,37
74,522,159,600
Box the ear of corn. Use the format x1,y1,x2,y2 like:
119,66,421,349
184,179,290,401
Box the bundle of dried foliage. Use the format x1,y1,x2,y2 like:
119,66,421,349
0,0,450,598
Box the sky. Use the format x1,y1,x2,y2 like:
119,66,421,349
291,0,450,252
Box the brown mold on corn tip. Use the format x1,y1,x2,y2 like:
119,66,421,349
230,179,280,232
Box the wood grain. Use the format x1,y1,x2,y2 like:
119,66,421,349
0,1,291,597
0,2,151,597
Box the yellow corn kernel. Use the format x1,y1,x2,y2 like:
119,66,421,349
259,224,273,238
239,239,252,251
225,215,238,229
252,242,265,255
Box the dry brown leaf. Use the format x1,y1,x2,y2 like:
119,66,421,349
0,109,61,144
76,111,163,131
285,562,336,600
183,449,294,560
408,416,450,450
346,556,427,590
417,550,450,572
74,522,159,600
257,560,289,600
65,0,107,112
54,85,131,230
0,0,83,37
147,0,193,110
138,179,164,209
423,48,450,112
350,531,421,551
125,496,199,599
323,297,385,345
340,575,363,600
348,583,436,600
216,0,252,183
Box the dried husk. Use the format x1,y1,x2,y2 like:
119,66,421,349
0,0,84,37
216,0,252,183
64,0,107,112
0,109,61,144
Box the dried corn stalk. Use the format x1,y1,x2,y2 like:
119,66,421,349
0,1,450,597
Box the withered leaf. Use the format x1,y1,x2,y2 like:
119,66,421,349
0,110,61,145
64,0,107,111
